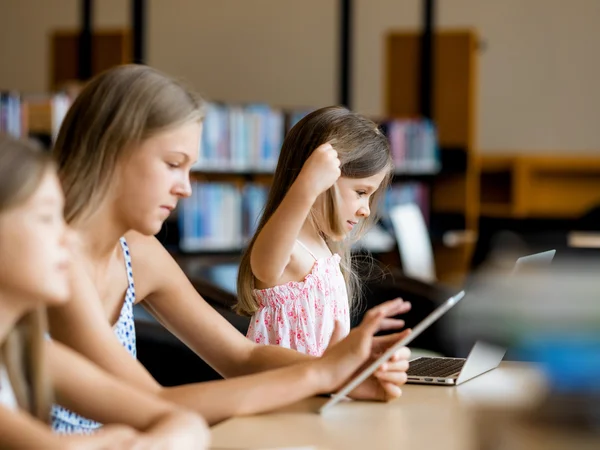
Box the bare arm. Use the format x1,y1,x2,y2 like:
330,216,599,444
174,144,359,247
49,341,209,448
251,143,340,285
0,404,139,450
250,181,316,285
162,359,323,424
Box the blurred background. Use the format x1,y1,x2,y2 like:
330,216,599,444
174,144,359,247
2,0,600,441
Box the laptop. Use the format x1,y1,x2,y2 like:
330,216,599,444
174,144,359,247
406,249,556,386
406,341,506,385
512,249,556,274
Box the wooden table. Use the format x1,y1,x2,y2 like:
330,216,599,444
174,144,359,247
210,362,549,450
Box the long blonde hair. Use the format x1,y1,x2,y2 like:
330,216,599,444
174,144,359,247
0,134,53,421
236,106,393,316
53,64,205,223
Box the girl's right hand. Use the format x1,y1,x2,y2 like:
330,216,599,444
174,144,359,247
296,143,341,198
316,299,411,396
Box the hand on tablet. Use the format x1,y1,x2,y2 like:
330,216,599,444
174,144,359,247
319,298,412,401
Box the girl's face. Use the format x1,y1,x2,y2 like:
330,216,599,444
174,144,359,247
0,170,71,306
115,121,202,236
335,169,388,236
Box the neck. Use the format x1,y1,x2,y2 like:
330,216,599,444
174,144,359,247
299,220,324,244
299,220,335,255
0,290,28,345
71,201,129,261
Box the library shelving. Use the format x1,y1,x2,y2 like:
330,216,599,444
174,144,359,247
386,28,480,284
1,93,72,147
176,102,441,254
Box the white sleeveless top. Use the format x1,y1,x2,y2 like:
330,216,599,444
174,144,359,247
0,365,18,410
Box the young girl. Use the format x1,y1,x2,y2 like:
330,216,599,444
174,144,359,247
0,134,209,448
48,64,412,430
236,106,408,356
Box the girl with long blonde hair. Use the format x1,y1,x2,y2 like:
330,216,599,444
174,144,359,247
237,106,411,355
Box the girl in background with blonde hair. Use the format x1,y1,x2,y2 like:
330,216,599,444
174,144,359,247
0,134,209,449
237,106,412,357
49,64,412,431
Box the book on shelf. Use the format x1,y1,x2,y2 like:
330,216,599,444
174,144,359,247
379,118,440,175
178,181,269,252
195,102,285,173
0,92,25,138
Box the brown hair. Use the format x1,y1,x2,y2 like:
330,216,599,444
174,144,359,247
53,64,205,223
236,106,393,316
0,134,53,421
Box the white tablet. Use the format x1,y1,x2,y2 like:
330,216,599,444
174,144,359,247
319,290,466,413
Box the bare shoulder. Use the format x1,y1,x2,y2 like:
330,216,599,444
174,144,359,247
124,231,169,259
123,231,185,298
256,245,314,288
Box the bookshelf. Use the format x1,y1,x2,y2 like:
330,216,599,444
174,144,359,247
479,153,600,219
177,102,441,254
0,92,72,146
386,28,480,284
50,29,131,90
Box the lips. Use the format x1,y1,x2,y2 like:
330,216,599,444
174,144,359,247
347,220,357,229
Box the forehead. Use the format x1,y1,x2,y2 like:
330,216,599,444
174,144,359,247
0,170,63,222
339,170,388,189
142,121,202,156
28,170,64,206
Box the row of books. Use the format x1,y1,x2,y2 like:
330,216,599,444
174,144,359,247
0,92,71,143
3,93,440,177
178,182,269,252
196,103,285,172
0,92,24,138
194,103,441,175
380,119,439,174
177,180,429,252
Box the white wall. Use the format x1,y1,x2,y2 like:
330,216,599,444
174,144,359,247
1,0,599,151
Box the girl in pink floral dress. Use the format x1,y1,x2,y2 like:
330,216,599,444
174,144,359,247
236,106,396,356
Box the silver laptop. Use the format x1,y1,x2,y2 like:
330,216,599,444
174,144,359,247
406,340,506,385
406,249,556,386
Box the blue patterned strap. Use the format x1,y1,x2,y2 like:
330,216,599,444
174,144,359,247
119,237,135,302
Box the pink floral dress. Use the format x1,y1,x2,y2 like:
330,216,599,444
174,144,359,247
246,240,351,356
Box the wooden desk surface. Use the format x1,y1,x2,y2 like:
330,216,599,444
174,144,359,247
210,362,546,450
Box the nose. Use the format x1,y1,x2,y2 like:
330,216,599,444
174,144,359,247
357,203,370,218
61,225,77,252
173,174,192,198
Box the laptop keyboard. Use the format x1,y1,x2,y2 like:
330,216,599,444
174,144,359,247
407,357,466,378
